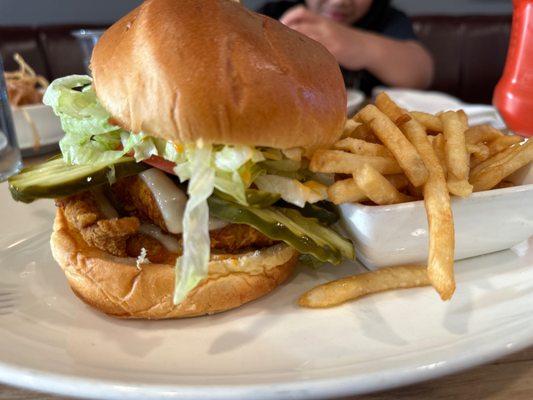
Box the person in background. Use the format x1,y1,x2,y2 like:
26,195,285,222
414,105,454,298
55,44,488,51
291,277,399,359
258,0,434,95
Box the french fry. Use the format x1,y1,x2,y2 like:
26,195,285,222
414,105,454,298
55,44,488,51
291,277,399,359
327,178,366,204
457,109,469,126
356,104,428,187
493,180,515,189
471,140,533,191
398,117,456,300
395,113,412,126
375,92,411,125
447,174,475,197
382,174,410,190
503,179,520,188
300,92,533,308
299,265,430,308
353,164,414,205
464,124,503,145
376,94,455,300
470,145,519,178
431,134,448,177
327,174,408,205
309,150,402,175
440,111,473,197
466,143,490,161
386,174,410,190
333,137,392,157
487,135,523,156
406,182,424,199
411,111,443,132
352,123,380,143
342,118,360,138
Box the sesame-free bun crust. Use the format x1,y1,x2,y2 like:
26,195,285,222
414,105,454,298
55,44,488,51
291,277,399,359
51,209,298,319
91,0,346,150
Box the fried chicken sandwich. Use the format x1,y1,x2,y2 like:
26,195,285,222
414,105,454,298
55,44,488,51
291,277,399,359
8,0,353,319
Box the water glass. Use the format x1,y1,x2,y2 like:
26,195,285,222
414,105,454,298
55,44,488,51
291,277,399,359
0,56,22,182
72,29,105,74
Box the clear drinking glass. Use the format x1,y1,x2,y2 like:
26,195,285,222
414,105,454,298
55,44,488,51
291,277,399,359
72,29,105,74
0,55,22,181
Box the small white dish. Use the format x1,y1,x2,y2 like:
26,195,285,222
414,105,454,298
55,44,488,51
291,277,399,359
11,103,63,156
371,87,507,130
346,89,365,116
340,164,533,269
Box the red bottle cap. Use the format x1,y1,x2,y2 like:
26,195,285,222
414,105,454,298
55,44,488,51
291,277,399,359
493,0,533,137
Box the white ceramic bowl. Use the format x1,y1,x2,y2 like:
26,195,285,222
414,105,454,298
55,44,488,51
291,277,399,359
346,89,365,116
340,164,533,269
11,103,63,155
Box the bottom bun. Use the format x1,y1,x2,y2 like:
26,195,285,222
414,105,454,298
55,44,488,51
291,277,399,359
51,209,298,319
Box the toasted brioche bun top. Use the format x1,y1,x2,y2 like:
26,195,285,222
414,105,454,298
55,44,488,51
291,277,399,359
91,0,346,150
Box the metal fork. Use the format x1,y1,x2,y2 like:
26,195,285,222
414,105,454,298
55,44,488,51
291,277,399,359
0,283,19,315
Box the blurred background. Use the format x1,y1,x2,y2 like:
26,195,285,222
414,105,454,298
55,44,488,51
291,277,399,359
0,0,513,105
0,0,513,24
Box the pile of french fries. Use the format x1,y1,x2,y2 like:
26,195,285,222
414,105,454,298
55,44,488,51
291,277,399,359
300,92,533,308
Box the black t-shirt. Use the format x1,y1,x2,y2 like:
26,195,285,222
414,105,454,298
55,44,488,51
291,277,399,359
257,0,417,94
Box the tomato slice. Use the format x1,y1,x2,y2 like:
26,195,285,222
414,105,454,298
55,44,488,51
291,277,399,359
143,156,177,175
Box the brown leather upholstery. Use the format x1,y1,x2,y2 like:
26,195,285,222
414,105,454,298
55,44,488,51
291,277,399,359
38,26,92,79
0,24,104,82
0,27,49,77
413,15,511,104
0,16,512,104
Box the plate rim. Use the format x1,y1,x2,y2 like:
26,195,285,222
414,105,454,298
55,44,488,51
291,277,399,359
0,313,531,400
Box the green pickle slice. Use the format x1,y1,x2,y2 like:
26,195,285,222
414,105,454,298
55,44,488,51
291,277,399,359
9,156,148,203
208,195,354,264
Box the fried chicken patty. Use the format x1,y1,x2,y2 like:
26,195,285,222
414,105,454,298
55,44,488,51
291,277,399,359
56,175,276,262
56,193,141,257
111,175,167,231
110,175,276,252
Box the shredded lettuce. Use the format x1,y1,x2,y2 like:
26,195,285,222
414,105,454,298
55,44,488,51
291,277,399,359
214,145,264,171
212,146,265,205
173,143,215,304
43,75,126,165
155,139,187,165
59,129,124,165
121,132,159,162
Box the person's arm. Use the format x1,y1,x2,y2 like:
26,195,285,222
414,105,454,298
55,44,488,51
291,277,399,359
280,6,434,89
347,29,434,89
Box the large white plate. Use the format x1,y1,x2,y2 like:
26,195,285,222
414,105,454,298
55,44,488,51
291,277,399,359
346,89,365,116
0,183,532,399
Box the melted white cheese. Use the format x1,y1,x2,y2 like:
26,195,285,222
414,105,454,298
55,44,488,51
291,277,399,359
140,168,229,233
140,168,187,234
139,223,181,253
92,188,118,219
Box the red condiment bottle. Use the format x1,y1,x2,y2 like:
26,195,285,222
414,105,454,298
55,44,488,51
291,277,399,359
493,0,533,137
